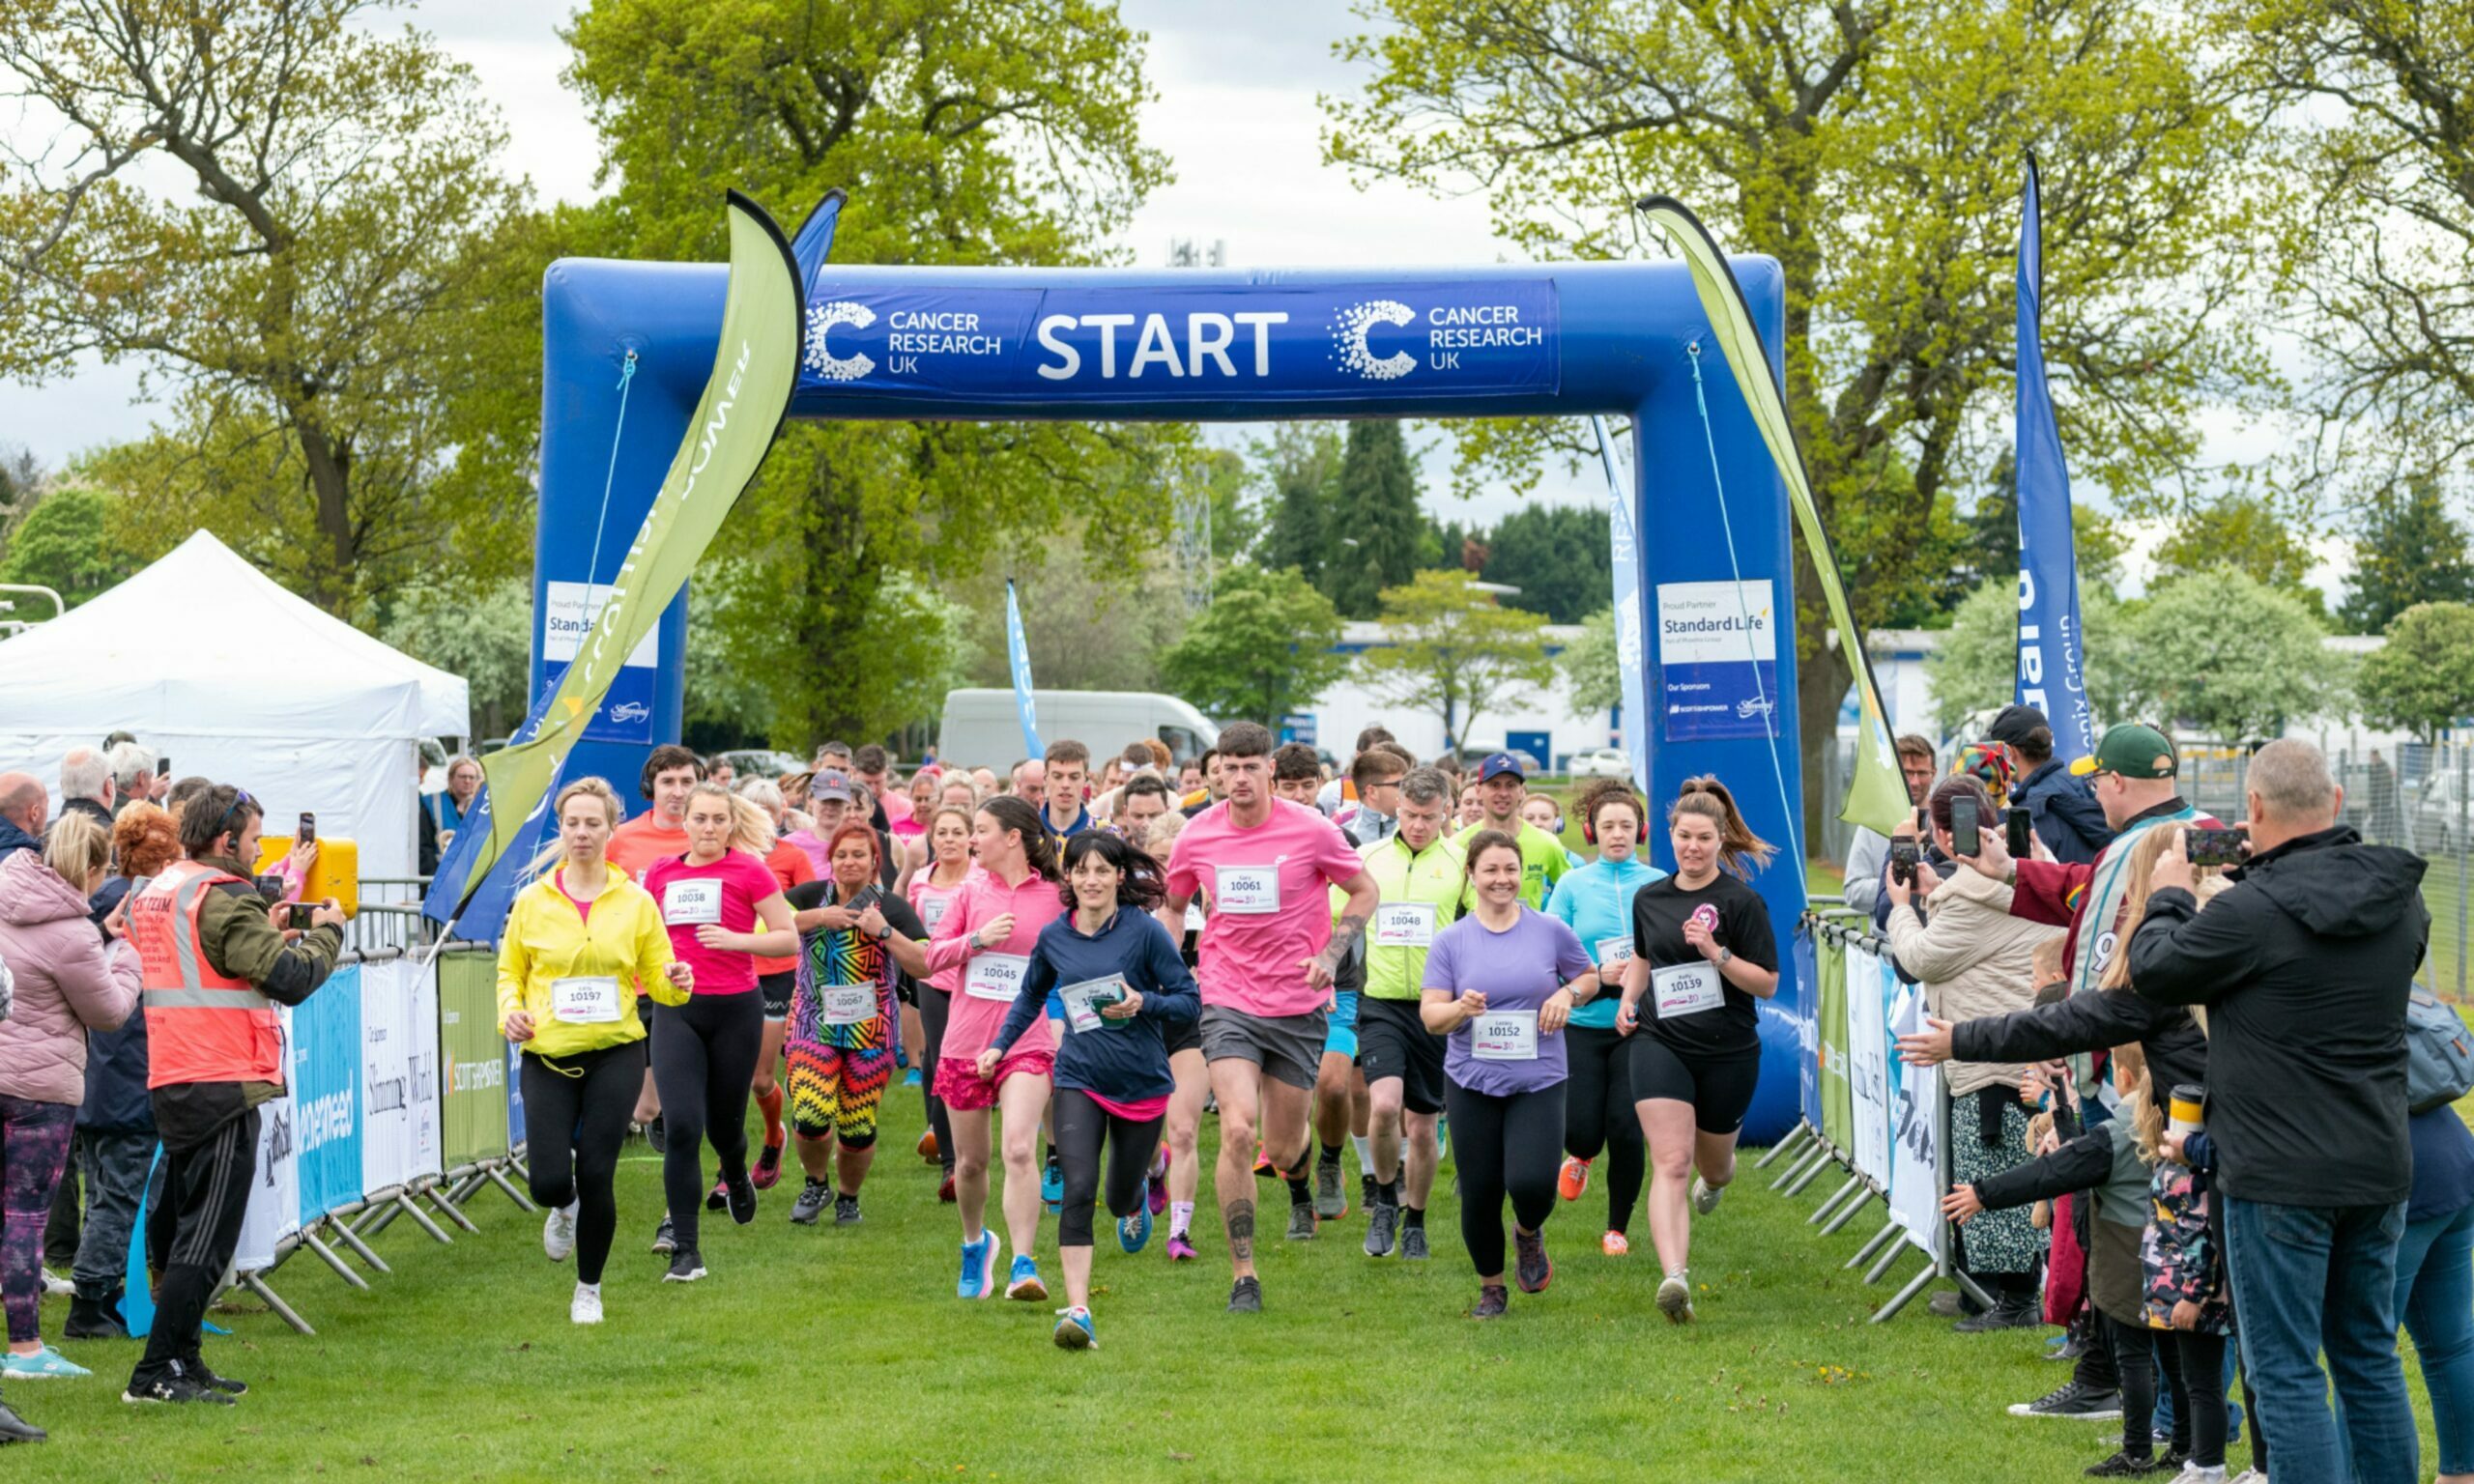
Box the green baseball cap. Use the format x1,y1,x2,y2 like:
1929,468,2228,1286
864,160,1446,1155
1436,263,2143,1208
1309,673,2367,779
2069,723,2178,780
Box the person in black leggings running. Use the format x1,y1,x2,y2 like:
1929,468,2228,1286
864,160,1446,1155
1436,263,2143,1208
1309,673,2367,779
980,832,1198,1350
640,783,796,1281
496,778,692,1324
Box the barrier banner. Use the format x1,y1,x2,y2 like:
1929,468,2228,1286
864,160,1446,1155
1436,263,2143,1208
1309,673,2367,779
1846,939,1891,1186
1886,985,1947,1262
360,958,415,1195
440,950,510,1169
506,1039,528,1153
1818,930,1852,1156
292,964,364,1222
233,1070,298,1273
1793,927,1822,1129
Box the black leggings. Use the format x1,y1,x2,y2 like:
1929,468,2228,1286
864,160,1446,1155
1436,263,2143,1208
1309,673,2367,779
1445,1080,1565,1279
918,986,954,1171
521,1041,646,1285
2101,1310,2161,1456
2156,1327,2228,1468
1051,1087,1164,1247
650,992,762,1250
1563,1024,1645,1235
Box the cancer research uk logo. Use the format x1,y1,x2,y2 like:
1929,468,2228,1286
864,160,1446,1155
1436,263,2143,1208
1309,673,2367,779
805,300,877,383
1332,300,1416,382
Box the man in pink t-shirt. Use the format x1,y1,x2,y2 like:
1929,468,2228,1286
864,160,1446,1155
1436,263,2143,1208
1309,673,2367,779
1160,723,1377,1314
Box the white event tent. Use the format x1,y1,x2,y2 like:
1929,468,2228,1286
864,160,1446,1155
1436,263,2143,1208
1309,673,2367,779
0,529,470,878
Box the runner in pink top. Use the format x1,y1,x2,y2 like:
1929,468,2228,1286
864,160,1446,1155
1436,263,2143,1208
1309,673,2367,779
1156,723,1378,1314
902,803,983,1192
887,795,1065,1304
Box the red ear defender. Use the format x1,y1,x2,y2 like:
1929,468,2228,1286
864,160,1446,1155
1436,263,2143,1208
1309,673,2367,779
1582,810,1597,846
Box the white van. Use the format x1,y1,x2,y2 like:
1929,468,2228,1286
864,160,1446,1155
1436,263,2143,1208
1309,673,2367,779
937,690,1220,771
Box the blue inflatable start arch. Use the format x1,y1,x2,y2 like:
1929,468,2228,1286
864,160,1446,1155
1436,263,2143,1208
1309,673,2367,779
532,192,1808,1141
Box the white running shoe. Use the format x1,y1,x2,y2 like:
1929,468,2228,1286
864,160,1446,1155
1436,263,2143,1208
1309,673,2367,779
1690,1176,1724,1216
2167,1467,2228,1484
571,1282,603,1326
543,1201,578,1262
39,1269,72,1298
1655,1270,1695,1324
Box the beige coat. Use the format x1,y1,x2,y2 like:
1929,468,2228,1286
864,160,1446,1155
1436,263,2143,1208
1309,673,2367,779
1882,864,2060,1097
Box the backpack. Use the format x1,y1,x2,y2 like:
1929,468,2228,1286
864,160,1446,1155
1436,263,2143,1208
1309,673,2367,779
2405,984,2474,1114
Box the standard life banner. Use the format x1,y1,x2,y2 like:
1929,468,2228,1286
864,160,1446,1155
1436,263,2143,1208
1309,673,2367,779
799,280,1560,403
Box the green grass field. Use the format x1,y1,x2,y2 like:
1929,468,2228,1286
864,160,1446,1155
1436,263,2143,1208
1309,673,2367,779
12,1080,2464,1482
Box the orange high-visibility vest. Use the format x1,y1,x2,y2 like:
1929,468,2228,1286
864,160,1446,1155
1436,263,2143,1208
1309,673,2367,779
131,860,283,1088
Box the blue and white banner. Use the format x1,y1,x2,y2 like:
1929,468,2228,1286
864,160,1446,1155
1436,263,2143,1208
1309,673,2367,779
1595,415,1651,788
801,280,1560,404
2013,160,2095,762
1656,580,1780,742
537,579,659,744
1006,579,1042,759
291,964,364,1224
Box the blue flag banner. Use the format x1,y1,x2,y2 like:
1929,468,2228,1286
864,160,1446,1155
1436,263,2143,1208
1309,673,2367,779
1593,415,1651,791
1006,579,1042,758
2013,159,2095,761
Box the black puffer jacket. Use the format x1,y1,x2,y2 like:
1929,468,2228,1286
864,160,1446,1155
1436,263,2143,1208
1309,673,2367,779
1948,981,2209,1104
2129,825,2427,1207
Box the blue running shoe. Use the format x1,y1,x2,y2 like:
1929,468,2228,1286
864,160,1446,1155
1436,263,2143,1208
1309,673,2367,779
1052,1305,1096,1351
1040,1156,1064,1212
3,1346,88,1381
903,1068,922,1088
958,1230,1003,1299
1006,1253,1048,1302
1118,1203,1153,1254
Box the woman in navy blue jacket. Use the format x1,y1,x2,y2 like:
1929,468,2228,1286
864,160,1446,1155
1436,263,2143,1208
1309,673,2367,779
981,832,1197,1351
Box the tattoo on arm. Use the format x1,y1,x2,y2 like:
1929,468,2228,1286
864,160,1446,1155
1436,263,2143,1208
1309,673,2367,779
1325,913,1367,963
1224,1198,1255,1261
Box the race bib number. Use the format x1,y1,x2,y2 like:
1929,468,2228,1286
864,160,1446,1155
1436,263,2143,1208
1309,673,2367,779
1470,1010,1539,1061
550,975,620,1024
1057,974,1130,1034
662,878,722,927
921,896,951,931
1215,866,1280,915
1184,902,1207,933
1374,902,1436,948
819,984,876,1026
1652,961,1724,1019
1595,934,1636,974
964,953,1030,1004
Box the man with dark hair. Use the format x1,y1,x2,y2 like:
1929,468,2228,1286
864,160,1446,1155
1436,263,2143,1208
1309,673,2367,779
1338,747,1411,847
851,744,906,827
1156,721,1378,1313
1041,740,1095,844
1846,734,1939,915
1992,704,2112,866
608,744,702,880
1316,726,1397,816
1271,742,1321,789
124,785,345,1404
1115,774,1172,849
1273,746,1367,1222
705,756,736,791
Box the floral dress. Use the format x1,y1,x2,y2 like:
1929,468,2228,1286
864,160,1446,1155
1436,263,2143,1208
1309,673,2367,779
2142,1161,2232,1334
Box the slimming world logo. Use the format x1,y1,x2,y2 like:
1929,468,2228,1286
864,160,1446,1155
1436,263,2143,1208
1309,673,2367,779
1332,300,1415,381
607,700,651,725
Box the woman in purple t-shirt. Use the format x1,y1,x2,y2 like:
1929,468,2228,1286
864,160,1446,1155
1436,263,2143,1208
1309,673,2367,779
1422,830,1598,1319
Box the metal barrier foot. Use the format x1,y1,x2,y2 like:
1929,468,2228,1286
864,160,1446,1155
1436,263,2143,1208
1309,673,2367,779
1753,1124,1810,1170
1781,1151,1835,1197
394,1191,454,1244
330,1219,392,1275
1845,1220,1901,1270
484,1163,540,1213
1820,1188,1875,1237
1863,1235,1909,1285
1770,1143,1827,1192
425,1184,483,1235
1869,1259,1936,1323
1807,1175,1864,1226
242,1273,314,1336
300,1230,369,1290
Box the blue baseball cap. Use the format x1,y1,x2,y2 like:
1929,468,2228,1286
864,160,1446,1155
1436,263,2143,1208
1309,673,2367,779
1477,752,1525,784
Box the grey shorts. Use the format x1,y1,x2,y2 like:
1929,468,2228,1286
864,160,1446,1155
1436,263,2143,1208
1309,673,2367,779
1199,1005,1328,1092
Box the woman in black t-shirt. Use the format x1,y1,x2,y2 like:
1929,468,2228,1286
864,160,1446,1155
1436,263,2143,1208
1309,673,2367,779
1616,777,1780,1324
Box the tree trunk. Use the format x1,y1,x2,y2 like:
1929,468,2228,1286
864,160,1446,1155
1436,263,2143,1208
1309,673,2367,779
785,456,883,744
293,414,358,616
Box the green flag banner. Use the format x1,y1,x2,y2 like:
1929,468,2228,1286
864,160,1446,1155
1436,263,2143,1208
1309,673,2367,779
434,191,802,919
1637,196,1912,840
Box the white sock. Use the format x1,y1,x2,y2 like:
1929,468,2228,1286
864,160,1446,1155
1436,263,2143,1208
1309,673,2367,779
576,1280,598,1295
1170,1201,1194,1237
1351,1135,1373,1174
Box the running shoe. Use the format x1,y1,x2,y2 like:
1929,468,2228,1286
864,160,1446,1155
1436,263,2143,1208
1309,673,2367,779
1399,1223,1430,1261
790,1179,831,1226
1655,1270,1694,1324
646,1115,666,1155
904,1068,922,1088
187,1359,246,1397
2227,1471,2265,1484
2007,1382,2122,1419
542,1201,577,1262
1165,1233,1199,1262
1006,1254,1048,1302
1313,1157,1346,1220
937,1170,958,1204
122,1364,234,1407
1053,1305,1098,1351
1118,1203,1153,1254
1601,1231,1630,1257
2165,1468,2226,1484
750,1142,784,1191
4,1348,88,1381
1470,1284,1509,1320
571,1283,603,1326
1253,1144,1275,1176
1364,1202,1397,1258
1226,1276,1262,1314
663,1247,706,1283
724,1172,758,1226
1040,1157,1064,1212
705,1180,729,1213
833,1194,863,1226
1513,1228,1552,1294
1558,1156,1592,1202
1691,1175,1725,1216
650,1215,676,1255
917,1129,940,1164
1148,1149,1169,1216
39,1270,72,1298
958,1231,1002,1299
1284,1202,1317,1241
2082,1451,2164,1477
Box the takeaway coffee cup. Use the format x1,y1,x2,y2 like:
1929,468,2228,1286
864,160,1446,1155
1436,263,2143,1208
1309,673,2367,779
2169,1085,2205,1138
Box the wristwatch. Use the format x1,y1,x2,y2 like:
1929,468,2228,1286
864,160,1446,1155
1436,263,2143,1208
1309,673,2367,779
1716,947,1735,966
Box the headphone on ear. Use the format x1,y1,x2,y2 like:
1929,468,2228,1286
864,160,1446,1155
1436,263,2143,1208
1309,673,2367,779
1581,809,1598,846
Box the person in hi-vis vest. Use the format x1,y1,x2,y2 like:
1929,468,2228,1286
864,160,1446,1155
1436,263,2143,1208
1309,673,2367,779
123,785,345,1407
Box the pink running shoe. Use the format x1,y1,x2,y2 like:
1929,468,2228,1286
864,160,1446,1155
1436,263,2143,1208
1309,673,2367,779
1148,1148,1169,1216
1165,1233,1199,1262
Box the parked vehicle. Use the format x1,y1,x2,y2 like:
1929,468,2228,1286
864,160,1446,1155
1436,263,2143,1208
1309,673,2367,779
715,748,805,780
937,690,1219,771
1566,747,1632,780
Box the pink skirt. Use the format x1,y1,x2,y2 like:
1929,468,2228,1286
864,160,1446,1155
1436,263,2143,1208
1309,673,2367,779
934,1046,1055,1111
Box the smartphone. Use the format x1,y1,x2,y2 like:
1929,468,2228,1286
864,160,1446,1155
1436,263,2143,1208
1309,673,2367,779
2187,827,2248,869
157,756,171,778
255,873,288,903
284,901,316,930
847,885,883,914
1950,796,1980,858
1888,839,1921,886
298,812,316,847
2005,805,2032,858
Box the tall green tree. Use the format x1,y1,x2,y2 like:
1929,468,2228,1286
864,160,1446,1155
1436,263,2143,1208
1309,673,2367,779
1480,504,1610,625
1924,575,2132,736
1160,565,1348,727
1358,570,1557,752
2151,495,2326,612
1255,425,1342,589
1560,605,1621,716
2338,480,2474,634
2357,602,2474,744
0,486,140,610
1327,0,2282,839
2118,567,2349,742
1324,421,1428,618
0,0,531,617
382,576,534,741
562,0,1182,744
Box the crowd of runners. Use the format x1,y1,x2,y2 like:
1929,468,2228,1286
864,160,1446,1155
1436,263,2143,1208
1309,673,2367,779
494,726,1781,1347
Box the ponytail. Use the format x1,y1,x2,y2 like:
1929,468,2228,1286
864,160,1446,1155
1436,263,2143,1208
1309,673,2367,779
977,794,1059,881
1669,775,1774,878
1056,831,1168,913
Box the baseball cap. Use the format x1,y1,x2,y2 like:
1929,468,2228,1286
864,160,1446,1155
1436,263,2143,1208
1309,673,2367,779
1477,752,1525,784
812,768,856,802
1986,704,2048,749
2068,723,2178,781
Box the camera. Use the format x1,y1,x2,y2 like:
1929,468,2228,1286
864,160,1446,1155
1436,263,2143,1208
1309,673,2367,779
2186,827,2248,869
